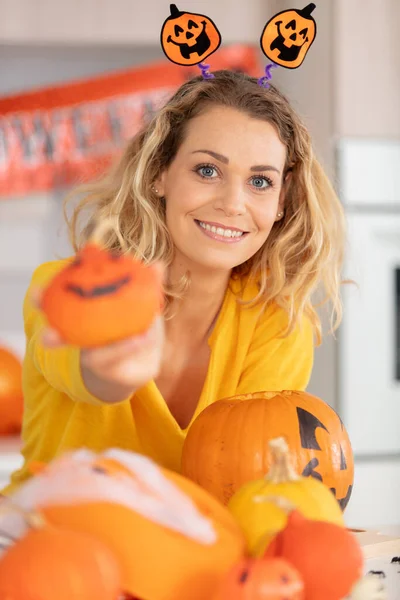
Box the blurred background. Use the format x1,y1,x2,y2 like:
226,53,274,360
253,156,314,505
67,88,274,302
0,0,399,529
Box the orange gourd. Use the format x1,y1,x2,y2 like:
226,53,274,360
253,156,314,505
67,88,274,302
264,509,364,600
40,242,163,347
182,391,354,508
214,556,304,600
6,448,245,600
260,4,317,69
0,345,24,435
0,516,122,600
161,4,221,66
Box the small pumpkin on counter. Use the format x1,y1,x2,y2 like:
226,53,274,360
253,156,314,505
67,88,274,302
181,390,354,509
0,345,24,435
0,511,122,600
40,241,163,347
228,437,344,556
264,507,364,600
214,556,304,600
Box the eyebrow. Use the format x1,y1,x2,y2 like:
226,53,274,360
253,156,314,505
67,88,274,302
191,149,281,175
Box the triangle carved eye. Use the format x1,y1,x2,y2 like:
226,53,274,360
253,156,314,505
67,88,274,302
174,25,184,37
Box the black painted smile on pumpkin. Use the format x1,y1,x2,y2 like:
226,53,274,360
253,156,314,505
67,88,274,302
65,275,131,298
167,20,211,59
296,406,353,510
270,20,309,62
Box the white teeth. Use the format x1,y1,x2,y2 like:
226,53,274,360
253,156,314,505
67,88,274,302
198,221,244,238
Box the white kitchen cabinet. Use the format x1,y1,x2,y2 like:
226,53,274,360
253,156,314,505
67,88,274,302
0,0,268,44
345,460,400,529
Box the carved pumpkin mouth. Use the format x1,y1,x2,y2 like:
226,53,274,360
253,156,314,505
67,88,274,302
167,21,211,60
270,21,309,62
65,275,132,299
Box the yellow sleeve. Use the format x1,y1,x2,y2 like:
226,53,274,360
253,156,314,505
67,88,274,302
24,261,106,406
236,305,314,394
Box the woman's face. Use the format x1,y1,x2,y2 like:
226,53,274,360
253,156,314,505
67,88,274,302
156,105,288,274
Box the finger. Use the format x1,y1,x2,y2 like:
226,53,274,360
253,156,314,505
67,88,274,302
81,318,162,369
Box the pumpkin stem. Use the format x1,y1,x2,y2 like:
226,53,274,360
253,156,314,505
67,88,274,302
299,3,316,17
169,4,181,17
266,437,301,483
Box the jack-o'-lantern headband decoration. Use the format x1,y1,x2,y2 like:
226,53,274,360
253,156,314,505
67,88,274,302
160,3,221,73
160,3,317,84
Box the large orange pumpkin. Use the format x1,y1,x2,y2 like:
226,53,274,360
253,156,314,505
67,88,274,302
181,391,354,509
161,4,221,66
40,242,163,347
0,345,24,435
0,523,122,600
260,4,317,69
2,448,245,600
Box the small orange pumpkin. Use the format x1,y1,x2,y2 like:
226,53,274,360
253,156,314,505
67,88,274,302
0,521,122,600
161,4,221,66
260,4,317,69
181,391,354,509
0,345,24,435
264,509,364,600
6,448,245,600
214,556,304,600
40,242,163,347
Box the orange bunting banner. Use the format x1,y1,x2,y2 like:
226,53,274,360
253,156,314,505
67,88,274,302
0,45,261,198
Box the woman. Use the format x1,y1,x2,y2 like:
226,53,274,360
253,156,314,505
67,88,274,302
4,70,345,494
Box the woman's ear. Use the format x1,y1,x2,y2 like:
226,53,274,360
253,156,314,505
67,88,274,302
152,171,166,198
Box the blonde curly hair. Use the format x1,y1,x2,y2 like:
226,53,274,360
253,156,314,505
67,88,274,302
64,69,346,344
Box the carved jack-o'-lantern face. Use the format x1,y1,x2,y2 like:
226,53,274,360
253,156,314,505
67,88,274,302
260,3,317,69
161,4,221,66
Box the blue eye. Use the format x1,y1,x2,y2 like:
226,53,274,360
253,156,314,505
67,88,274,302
251,175,273,189
197,164,218,178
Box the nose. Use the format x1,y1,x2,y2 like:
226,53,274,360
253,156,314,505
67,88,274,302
186,32,194,39
213,184,247,217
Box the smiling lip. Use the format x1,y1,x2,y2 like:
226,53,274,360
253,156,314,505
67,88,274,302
194,219,249,244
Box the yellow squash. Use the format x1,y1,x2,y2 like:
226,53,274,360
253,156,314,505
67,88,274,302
228,437,345,556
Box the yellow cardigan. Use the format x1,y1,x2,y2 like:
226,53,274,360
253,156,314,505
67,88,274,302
4,259,314,494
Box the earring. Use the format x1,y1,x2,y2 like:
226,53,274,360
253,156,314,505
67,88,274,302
277,211,284,218
151,185,158,194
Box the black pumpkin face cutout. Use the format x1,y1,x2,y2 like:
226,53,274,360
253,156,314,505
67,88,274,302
260,3,317,69
161,4,221,66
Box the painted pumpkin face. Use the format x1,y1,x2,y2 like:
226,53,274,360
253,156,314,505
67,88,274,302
161,4,221,66
182,391,354,509
0,449,245,600
260,4,317,69
215,557,304,600
40,243,163,347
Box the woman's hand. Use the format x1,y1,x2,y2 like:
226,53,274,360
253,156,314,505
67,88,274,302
33,286,165,403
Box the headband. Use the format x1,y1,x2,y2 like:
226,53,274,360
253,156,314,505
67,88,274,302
160,3,317,87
